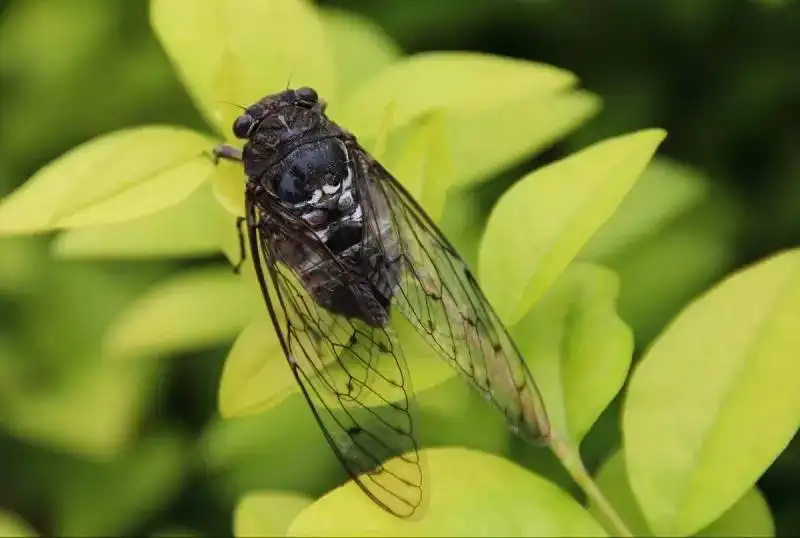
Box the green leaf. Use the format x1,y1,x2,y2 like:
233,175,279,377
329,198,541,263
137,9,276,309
150,0,335,136
608,219,737,347
287,447,607,536
235,492,314,537
623,249,800,536
479,129,666,326
0,250,167,386
0,335,21,402
105,266,261,361
0,236,41,294
577,157,738,346
579,157,711,262
512,263,633,445
150,528,204,538
338,52,597,186
1,360,161,459
755,0,794,8
0,510,37,537
0,126,215,235
201,396,344,497
320,7,402,98
590,450,775,537
53,182,222,259
696,488,774,537
53,434,186,536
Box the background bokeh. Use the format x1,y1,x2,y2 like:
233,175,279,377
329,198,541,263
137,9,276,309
0,0,797,536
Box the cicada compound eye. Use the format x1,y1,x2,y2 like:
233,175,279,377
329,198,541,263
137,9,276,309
295,86,319,108
233,113,256,139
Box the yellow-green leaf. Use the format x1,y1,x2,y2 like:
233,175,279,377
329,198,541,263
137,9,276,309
339,52,575,139
53,182,222,259
338,53,595,186
321,7,402,98
218,317,287,419
0,126,215,235
436,185,486,270
416,375,511,457
696,488,774,537
288,447,607,536
385,111,453,222
624,249,800,536
479,129,666,326
590,450,654,536
450,89,600,187
512,263,633,445
211,157,246,217
590,450,775,537
105,266,261,361
151,0,335,136
235,492,314,537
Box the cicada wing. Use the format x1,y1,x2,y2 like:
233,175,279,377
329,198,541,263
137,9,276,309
353,148,550,443
245,196,427,518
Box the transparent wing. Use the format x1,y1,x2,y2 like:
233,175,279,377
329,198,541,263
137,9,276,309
245,197,426,518
354,149,551,443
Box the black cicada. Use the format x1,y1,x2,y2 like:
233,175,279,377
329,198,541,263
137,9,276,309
213,87,550,518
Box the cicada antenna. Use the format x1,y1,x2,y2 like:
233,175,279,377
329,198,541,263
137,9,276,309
285,68,294,90
217,100,247,111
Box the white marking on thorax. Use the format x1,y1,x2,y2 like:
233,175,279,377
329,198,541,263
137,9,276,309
290,140,374,275
348,205,363,223
322,182,340,194
307,188,323,205
341,144,354,190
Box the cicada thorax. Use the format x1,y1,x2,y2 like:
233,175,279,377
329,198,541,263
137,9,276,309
254,133,402,327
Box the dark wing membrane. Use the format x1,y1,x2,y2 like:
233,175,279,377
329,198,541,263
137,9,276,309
355,148,550,443
245,198,425,518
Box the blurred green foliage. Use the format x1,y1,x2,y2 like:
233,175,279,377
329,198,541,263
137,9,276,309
0,0,797,536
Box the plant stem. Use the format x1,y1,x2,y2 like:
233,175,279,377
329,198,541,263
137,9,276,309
549,431,633,537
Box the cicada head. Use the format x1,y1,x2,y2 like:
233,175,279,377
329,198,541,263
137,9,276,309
235,87,345,177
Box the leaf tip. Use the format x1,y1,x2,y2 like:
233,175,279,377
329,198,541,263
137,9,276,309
638,127,668,145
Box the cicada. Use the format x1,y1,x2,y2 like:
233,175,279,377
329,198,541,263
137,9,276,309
212,87,550,518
